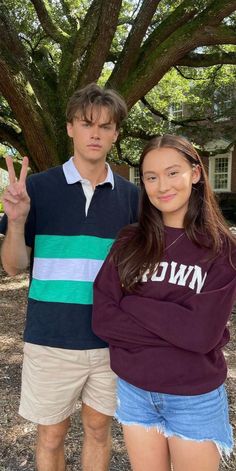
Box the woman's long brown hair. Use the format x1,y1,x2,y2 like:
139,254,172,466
113,134,236,292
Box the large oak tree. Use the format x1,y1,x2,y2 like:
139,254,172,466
0,0,236,171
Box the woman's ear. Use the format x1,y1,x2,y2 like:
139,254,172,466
192,164,201,184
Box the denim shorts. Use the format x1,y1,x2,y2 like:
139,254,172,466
115,378,234,459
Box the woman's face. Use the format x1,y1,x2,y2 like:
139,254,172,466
142,147,200,227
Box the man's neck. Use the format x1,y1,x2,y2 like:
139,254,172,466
73,156,108,188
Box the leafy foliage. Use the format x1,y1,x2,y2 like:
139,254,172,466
0,0,236,170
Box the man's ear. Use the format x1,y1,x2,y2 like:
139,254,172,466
67,122,73,138
113,129,119,143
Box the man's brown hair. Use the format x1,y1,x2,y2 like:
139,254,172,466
66,83,127,129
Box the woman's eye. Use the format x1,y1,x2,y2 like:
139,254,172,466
169,171,179,177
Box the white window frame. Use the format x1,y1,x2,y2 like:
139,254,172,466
129,166,140,186
209,152,232,192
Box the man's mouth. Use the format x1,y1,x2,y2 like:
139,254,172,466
87,144,102,149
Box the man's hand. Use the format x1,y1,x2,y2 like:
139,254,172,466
2,156,30,223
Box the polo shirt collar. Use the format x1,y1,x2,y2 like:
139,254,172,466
63,156,114,188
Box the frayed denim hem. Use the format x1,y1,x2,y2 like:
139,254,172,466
114,415,234,461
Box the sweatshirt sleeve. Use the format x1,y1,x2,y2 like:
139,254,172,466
121,255,236,354
92,253,164,348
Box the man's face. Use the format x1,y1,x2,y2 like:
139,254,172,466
67,105,119,164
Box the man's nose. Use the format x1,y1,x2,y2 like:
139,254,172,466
91,125,100,139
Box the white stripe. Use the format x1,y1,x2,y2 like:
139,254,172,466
32,258,104,282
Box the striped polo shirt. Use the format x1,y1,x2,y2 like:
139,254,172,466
22,159,139,349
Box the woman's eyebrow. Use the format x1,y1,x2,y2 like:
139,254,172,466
143,164,182,175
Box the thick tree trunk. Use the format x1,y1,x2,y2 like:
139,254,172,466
0,0,236,171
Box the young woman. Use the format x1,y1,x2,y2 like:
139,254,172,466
92,134,236,471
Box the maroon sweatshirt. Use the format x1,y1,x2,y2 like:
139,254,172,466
92,226,236,395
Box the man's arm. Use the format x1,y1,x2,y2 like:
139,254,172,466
1,221,31,275
0,156,31,275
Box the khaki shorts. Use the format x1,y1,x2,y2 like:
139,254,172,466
19,343,117,425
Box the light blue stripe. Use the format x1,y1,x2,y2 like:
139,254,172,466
32,258,103,282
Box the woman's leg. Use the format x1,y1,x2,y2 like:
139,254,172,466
168,435,220,471
123,424,171,471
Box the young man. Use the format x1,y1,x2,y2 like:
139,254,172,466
0,83,139,471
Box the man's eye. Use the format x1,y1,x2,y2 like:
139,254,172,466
169,171,179,177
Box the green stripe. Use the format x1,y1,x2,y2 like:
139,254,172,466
29,279,93,305
34,235,114,259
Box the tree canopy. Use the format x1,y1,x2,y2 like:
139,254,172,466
0,0,236,172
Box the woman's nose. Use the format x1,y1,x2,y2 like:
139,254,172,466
158,176,170,192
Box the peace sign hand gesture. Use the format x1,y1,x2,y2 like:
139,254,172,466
2,156,30,224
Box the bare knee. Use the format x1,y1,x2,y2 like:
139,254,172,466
37,418,70,452
84,421,111,444
82,404,112,444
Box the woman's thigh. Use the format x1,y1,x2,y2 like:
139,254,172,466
168,435,220,471
115,379,233,470
123,424,171,471
163,384,233,461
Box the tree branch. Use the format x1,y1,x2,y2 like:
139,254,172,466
108,0,161,88
0,59,58,170
195,25,236,47
120,131,236,161
118,3,236,107
0,2,56,109
0,1,31,70
111,0,205,92
30,0,69,43
177,51,236,67
57,0,103,99
60,0,78,29
141,97,236,133
114,141,140,167
141,97,214,128
0,122,28,156
197,0,236,27
122,124,157,141
72,0,102,59
174,64,224,82
76,0,122,86
137,1,206,66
